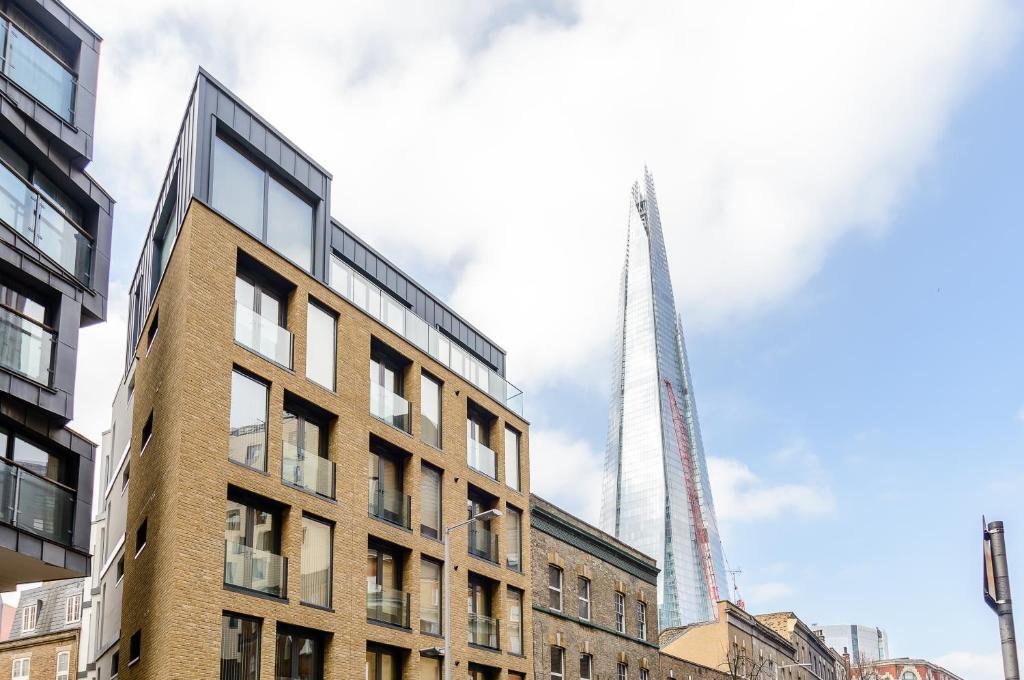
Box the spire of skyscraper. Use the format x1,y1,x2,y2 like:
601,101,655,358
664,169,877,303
600,167,727,627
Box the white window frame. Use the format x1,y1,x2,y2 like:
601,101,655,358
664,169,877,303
637,600,648,639
21,603,36,631
580,653,594,680
66,593,82,623
640,668,650,680
12,657,30,680
550,646,565,680
615,591,625,633
56,650,70,680
578,576,591,620
548,565,563,611
618,662,628,680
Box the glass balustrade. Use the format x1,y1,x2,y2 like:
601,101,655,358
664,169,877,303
368,482,411,529
468,612,500,649
330,257,524,417
0,306,54,385
366,586,410,628
234,302,292,367
0,457,74,546
369,381,410,433
2,21,76,123
467,439,497,479
0,160,92,285
223,541,287,598
468,521,499,563
281,444,335,499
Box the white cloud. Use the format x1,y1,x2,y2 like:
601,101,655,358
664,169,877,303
69,284,129,444
1015,406,1024,423
529,428,604,524
935,651,1003,680
73,0,1018,397
708,456,835,522
746,581,794,606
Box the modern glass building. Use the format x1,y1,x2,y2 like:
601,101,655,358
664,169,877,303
600,168,726,628
813,624,890,664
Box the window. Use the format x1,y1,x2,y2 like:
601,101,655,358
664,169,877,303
12,658,29,680
366,648,401,680
505,505,522,570
282,407,332,498
618,662,628,680
467,575,497,648
211,135,314,272
419,558,442,635
116,555,125,582
637,601,648,639
135,519,147,557
508,587,523,655
370,352,409,432
0,277,52,384
220,613,260,680
578,577,591,620
367,544,406,627
504,426,520,491
121,462,130,491
146,310,159,350
550,646,565,680
151,201,176,299
640,669,649,680
21,602,36,631
66,592,82,623
56,651,70,680
111,651,119,677
369,443,407,528
235,274,291,366
229,370,268,471
301,516,332,608
615,592,625,632
129,630,141,665
548,565,563,611
419,463,442,539
306,301,336,390
467,491,498,563
275,627,322,680
418,656,440,680
141,411,153,452
580,654,593,680
420,373,441,447
466,408,495,478
224,493,284,597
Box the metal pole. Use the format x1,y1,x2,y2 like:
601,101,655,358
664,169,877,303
989,521,1020,680
444,527,452,680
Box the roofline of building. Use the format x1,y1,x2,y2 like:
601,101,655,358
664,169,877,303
0,628,77,651
855,658,964,680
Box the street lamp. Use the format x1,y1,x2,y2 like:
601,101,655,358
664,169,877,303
444,508,502,680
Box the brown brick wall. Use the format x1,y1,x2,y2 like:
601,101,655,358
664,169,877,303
115,199,532,679
0,630,77,680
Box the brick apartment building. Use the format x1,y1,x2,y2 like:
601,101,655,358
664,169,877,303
0,0,113,590
851,659,964,680
756,612,841,680
0,579,82,679
80,69,530,680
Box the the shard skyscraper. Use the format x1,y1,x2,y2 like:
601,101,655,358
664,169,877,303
600,168,727,628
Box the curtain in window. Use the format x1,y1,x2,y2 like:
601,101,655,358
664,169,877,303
220,614,260,680
301,517,332,608
420,465,441,538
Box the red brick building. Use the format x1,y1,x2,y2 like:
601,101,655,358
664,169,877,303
852,658,964,680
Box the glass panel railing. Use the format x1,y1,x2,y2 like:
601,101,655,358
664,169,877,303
467,439,497,479
367,586,410,628
369,381,410,433
0,458,73,545
228,419,266,472
329,257,525,417
368,482,411,529
0,161,91,285
282,444,335,499
4,23,76,123
223,541,286,598
468,612,500,649
234,302,292,367
0,306,54,385
468,521,499,563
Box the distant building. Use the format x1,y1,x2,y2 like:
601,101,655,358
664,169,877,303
6,580,82,641
852,658,964,680
757,612,842,680
0,579,81,680
0,602,14,641
814,624,890,665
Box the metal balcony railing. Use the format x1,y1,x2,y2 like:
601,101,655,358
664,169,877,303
368,482,412,530
468,612,500,650
282,444,335,500
0,457,73,546
234,302,292,367
0,306,54,385
367,586,411,628
223,541,287,598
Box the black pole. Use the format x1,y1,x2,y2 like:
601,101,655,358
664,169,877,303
988,521,1020,680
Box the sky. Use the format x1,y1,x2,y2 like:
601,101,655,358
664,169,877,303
46,0,1024,677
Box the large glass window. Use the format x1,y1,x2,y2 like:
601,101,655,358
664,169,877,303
367,544,407,627
224,494,284,597
212,136,265,239
508,587,523,655
282,409,333,499
228,371,268,471
275,627,322,680
266,177,313,271
366,648,400,680
235,274,291,367
306,302,336,390
301,516,332,608
418,656,440,680
369,445,407,528
420,373,441,448
504,426,520,491
220,614,260,680
0,278,53,385
370,352,409,432
419,463,441,539
505,506,522,571
419,557,442,635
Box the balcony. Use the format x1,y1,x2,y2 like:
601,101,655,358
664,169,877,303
468,612,500,650
234,302,292,367
369,381,410,433
467,439,497,479
0,160,92,285
0,17,76,123
0,306,54,385
367,586,411,628
368,482,411,530
223,541,287,598
468,522,499,563
282,444,335,500
0,458,73,546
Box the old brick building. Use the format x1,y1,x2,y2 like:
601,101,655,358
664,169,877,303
756,612,840,680
81,70,530,680
0,579,82,679
851,658,963,680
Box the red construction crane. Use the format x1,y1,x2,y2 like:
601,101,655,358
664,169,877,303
664,378,721,619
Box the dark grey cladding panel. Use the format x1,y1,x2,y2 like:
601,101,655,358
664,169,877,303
330,219,507,376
